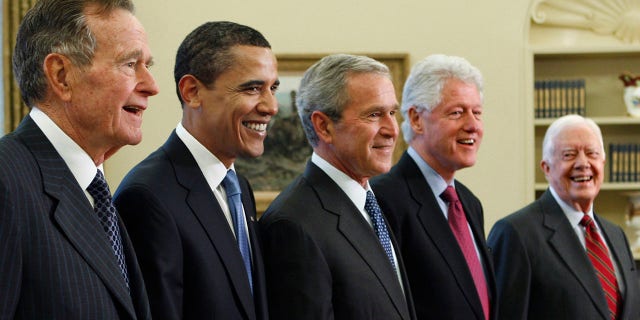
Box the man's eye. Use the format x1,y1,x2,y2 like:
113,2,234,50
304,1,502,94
447,111,462,119
270,85,279,93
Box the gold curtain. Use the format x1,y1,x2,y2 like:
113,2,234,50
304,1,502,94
3,0,36,133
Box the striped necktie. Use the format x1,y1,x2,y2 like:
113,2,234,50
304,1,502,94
580,214,620,319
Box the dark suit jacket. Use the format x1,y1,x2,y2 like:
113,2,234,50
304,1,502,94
0,116,150,319
259,161,416,320
371,152,497,320
487,190,640,320
114,131,268,320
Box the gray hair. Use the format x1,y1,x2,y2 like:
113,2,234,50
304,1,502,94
13,0,135,107
542,114,605,164
297,54,391,147
401,54,483,142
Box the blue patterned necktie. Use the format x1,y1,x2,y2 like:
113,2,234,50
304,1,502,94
222,170,253,294
365,190,396,271
86,170,129,288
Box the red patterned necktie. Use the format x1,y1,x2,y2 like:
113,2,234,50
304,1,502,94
580,214,620,320
441,186,489,320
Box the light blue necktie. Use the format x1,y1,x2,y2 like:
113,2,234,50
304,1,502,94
365,190,396,271
222,170,253,294
87,170,129,289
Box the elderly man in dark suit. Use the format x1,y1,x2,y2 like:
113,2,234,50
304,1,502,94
259,54,416,320
372,54,496,320
488,114,640,319
114,21,278,320
0,0,159,318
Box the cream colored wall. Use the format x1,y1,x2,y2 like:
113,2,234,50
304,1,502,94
105,0,533,231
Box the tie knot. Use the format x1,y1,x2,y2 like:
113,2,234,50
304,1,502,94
222,170,241,197
440,186,459,203
580,214,595,229
87,170,111,201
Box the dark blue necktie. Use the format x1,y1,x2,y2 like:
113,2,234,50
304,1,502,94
222,170,253,294
87,170,129,288
365,190,396,271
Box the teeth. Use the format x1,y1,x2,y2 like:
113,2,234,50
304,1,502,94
243,122,267,132
459,139,475,145
573,176,592,182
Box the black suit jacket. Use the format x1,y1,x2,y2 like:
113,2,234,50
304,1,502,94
371,152,497,320
487,190,640,320
114,131,268,320
0,116,150,319
259,161,416,320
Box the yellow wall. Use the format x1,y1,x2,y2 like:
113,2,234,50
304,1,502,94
105,0,533,231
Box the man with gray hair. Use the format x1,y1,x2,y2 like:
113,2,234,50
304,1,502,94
260,53,416,320
488,114,640,319
372,54,496,320
0,0,158,318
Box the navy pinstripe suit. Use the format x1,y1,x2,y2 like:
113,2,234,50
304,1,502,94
0,116,151,319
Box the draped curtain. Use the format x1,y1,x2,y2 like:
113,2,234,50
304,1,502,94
3,0,36,133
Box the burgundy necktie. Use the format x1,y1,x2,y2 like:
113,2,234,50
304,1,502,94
580,215,620,320
441,186,489,320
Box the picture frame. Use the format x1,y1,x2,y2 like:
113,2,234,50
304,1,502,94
234,53,410,214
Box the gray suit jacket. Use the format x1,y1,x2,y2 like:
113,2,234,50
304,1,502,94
259,161,416,320
114,131,268,320
0,116,150,319
488,190,640,320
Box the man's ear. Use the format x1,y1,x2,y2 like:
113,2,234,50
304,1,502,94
540,159,550,177
43,53,72,101
408,106,424,134
178,75,202,109
311,110,334,144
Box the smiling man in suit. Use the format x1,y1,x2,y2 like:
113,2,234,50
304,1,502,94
0,0,159,318
114,21,278,319
488,114,640,319
259,53,415,320
372,54,496,320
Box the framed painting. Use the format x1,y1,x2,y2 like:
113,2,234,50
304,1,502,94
234,53,409,214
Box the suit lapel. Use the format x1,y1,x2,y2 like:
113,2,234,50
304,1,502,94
596,215,634,319
18,117,136,318
163,133,254,318
304,163,410,320
398,155,485,319
539,191,609,319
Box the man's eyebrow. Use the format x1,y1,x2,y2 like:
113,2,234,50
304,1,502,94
117,49,154,66
238,80,267,88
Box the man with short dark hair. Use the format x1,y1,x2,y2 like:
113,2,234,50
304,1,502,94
114,21,279,319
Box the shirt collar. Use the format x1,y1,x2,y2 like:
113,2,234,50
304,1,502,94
311,152,369,210
549,186,596,228
30,107,100,190
407,146,452,194
175,122,230,188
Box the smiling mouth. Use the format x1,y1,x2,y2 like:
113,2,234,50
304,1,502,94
458,139,475,145
123,106,143,115
243,122,267,132
572,175,593,182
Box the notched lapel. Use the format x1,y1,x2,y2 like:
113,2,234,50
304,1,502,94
406,173,485,319
540,192,610,319
21,120,136,318
167,135,255,319
306,164,410,320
